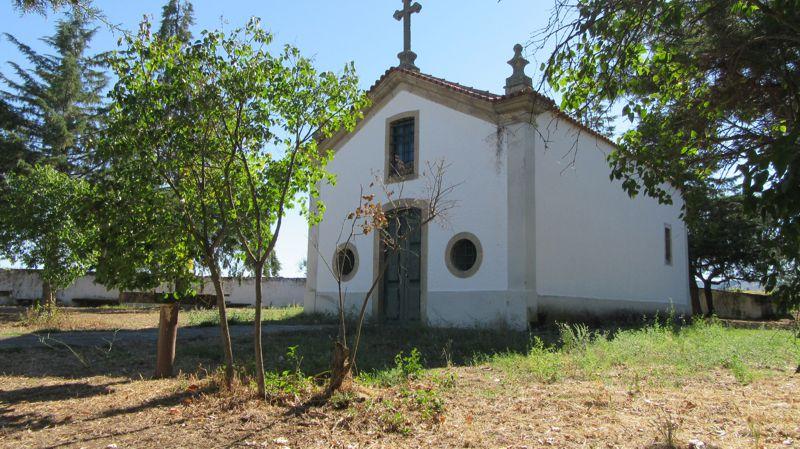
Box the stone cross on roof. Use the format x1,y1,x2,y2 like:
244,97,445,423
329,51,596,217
505,44,533,95
394,0,422,72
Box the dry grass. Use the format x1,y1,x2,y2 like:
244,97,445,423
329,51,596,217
0,305,312,336
0,306,162,335
1,316,798,448
1,365,798,448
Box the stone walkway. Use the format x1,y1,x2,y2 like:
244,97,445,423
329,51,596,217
0,324,335,350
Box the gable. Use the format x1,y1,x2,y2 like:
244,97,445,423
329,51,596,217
320,69,554,155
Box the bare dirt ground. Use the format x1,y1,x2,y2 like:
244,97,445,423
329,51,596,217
0,307,164,334
1,365,798,449
1,308,798,448
0,306,315,337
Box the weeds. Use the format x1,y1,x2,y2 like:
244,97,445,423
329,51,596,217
378,406,411,435
329,390,356,410
724,353,755,385
184,306,333,327
490,318,797,385
402,386,444,421
360,348,424,387
747,416,763,449
653,409,681,448
18,303,60,327
558,322,592,352
263,346,312,399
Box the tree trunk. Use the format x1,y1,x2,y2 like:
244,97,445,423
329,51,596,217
253,262,266,399
154,303,180,378
41,281,56,310
688,263,702,316
703,280,715,316
328,340,351,395
209,266,235,389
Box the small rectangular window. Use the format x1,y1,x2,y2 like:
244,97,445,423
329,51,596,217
390,118,415,177
664,225,673,265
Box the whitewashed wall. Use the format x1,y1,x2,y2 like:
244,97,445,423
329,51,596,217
214,277,306,307
309,89,527,328
532,112,691,317
307,85,691,328
0,269,305,308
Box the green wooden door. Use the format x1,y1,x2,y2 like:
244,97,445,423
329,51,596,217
382,208,422,322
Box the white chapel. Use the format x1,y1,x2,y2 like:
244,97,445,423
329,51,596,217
304,1,690,330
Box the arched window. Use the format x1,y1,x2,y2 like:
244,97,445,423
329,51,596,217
385,111,420,182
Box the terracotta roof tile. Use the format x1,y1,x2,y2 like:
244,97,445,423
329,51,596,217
368,67,616,147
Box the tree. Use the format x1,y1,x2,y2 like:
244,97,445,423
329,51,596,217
11,0,84,15
533,0,800,305
157,0,194,44
265,252,281,278
686,183,769,315
1,10,107,174
105,22,240,387
186,18,365,398
0,98,31,175
0,165,97,308
0,11,107,304
316,160,457,394
103,19,365,390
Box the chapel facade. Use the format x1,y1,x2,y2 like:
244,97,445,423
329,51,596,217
303,2,690,329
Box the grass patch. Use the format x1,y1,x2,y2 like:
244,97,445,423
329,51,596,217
184,306,333,327
489,318,799,386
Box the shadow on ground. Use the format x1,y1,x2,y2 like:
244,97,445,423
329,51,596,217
0,323,546,381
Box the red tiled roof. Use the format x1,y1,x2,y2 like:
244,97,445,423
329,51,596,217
369,67,614,147
370,68,501,101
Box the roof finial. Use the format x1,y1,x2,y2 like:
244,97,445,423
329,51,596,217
394,0,422,71
505,44,532,95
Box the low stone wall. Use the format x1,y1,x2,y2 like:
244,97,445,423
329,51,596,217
0,269,305,308
700,289,782,320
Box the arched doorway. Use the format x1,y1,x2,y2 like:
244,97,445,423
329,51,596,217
380,207,422,322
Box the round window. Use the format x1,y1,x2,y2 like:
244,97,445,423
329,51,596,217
445,233,482,278
334,244,358,281
451,239,477,271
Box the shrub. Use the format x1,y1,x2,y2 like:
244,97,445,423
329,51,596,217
557,322,592,352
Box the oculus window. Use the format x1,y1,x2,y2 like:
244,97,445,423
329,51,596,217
334,243,359,282
445,232,483,278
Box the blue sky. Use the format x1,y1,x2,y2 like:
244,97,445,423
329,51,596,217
1,0,551,277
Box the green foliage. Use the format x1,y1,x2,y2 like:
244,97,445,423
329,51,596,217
557,322,593,352
11,0,84,15
263,345,311,397
360,348,424,387
329,390,356,410
536,0,800,304
490,336,564,383
723,353,754,385
0,11,106,296
401,386,444,421
685,182,772,306
157,0,194,44
184,306,318,327
395,348,424,379
0,165,97,291
103,16,365,290
1,10,108,173
377,405,411,435
18,301,60,326
490,319,797,386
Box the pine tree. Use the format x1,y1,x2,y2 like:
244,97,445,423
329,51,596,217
157,0,194,44
0,10,107,307
0,10,108,175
